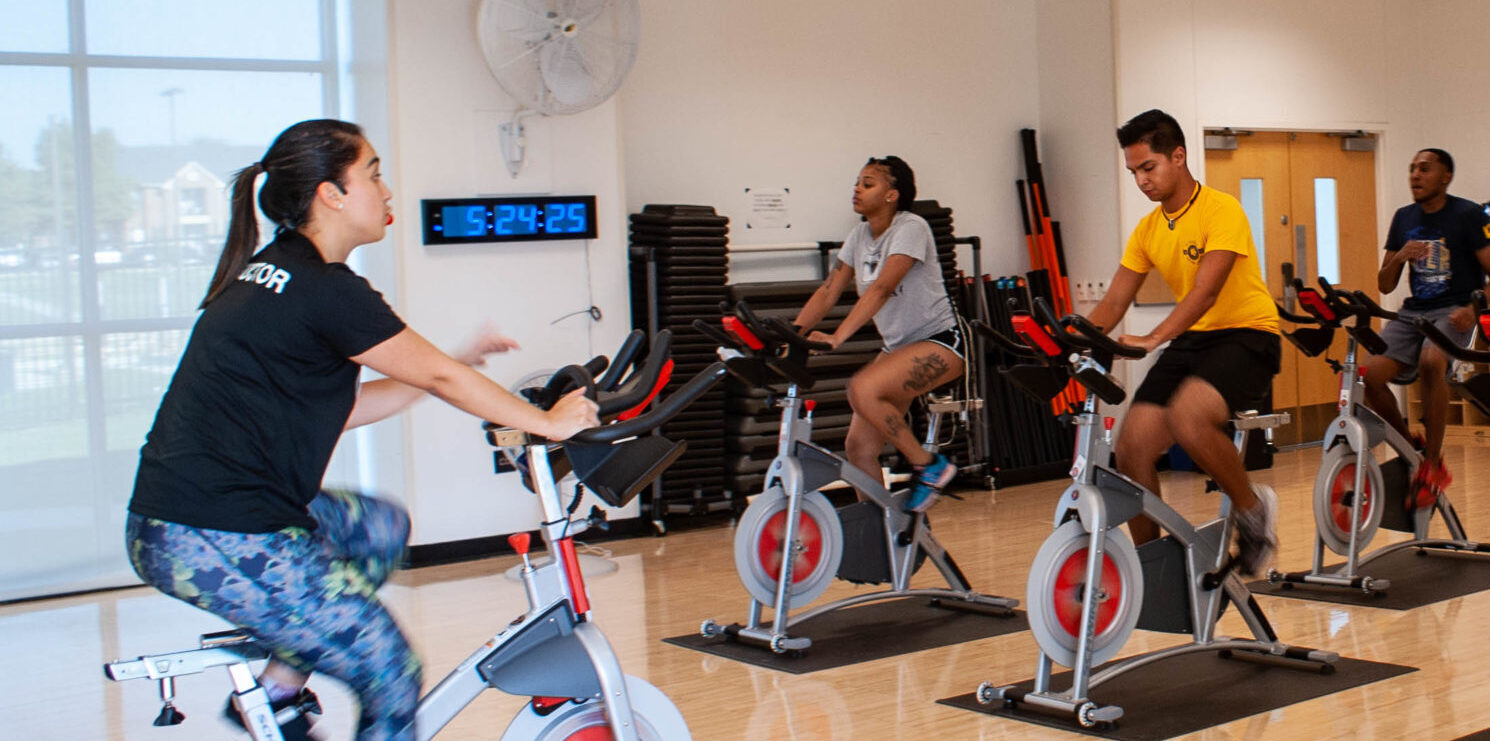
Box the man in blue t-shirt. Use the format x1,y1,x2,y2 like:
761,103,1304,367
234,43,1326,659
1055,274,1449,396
1362,148,1490,508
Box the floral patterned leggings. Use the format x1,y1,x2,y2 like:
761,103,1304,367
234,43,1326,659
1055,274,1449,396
126,489,421,741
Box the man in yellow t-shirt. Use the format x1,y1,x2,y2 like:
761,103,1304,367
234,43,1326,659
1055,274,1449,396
1087,109,1282,576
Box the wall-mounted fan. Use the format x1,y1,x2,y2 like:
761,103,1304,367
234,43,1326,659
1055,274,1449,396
477,0,641,177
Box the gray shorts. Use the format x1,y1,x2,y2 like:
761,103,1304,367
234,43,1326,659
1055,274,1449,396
1379,305,1474,383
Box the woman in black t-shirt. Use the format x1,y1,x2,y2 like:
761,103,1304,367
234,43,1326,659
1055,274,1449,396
126,119,597,741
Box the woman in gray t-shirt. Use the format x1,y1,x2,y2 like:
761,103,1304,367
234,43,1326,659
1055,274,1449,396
792,156,962,513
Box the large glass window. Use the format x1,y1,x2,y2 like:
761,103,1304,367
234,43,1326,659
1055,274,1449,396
84,0,322,60
0,66,79,326
0,1,345,601
0,0,69,53
88,67,324,321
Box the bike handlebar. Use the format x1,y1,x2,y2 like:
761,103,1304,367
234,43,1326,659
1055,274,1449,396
567,361,728,444
1415,316,1490,364
1027,297,1146,359
594,330,645,392
1275,301,1319,326
487,331,725,445
970,320,1041,358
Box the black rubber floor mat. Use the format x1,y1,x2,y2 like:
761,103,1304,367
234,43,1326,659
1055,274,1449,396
939,651,1415,740
663,596,1025,674
1248,547,1490,609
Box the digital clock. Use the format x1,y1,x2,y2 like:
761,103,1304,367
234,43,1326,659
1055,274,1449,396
420,195,598,244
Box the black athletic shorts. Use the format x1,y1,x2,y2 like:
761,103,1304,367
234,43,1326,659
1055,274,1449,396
886,324,966,360
1132,328,1281,413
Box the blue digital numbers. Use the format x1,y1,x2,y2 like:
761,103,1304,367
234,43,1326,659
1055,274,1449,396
423,196,595,244
442,205,488,237
544,202,589,234
494,204,544,235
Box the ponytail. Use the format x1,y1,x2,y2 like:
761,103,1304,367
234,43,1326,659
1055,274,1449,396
200,162,264,308
197,119,366,309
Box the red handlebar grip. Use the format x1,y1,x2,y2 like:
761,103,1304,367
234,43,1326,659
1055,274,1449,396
721,316,765,350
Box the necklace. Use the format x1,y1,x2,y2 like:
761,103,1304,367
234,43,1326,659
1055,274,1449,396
1166,182,1201,230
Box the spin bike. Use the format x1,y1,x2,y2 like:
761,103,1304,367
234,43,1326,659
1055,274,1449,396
104,330,723,741
972,300,1336,728
1267,279,1490,594
693,302,1017,655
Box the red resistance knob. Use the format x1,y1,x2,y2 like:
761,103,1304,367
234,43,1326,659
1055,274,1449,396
507,532,531,556
804,399,817,413
1104,416,1116,432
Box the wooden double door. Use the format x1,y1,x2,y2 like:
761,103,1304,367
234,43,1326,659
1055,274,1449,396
1205,131,1379,445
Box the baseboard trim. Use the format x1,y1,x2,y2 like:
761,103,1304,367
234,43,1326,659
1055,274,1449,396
405,517,653,568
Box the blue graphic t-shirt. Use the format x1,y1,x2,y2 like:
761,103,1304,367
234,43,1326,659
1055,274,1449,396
1384,195,1490,311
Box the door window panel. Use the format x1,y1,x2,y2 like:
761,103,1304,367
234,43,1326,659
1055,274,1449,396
1314,177,1340,284
1239,178,1266,282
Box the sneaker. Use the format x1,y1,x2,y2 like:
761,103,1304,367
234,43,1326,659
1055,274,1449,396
224,688,322,740
1233,484,1279,577
905,454,954,513
1407,458,1451,512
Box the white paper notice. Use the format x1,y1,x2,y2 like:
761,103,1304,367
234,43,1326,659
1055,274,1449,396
745,187,790,229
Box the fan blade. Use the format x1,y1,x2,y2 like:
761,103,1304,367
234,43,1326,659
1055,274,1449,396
556,0,608,26
540,37,595,106
492,0,556,43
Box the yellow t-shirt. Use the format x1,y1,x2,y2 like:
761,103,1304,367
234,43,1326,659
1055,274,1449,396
1120,185,1278,335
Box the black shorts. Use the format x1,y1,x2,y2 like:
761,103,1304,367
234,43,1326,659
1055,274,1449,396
886,324,966,360
1132,329,1281,413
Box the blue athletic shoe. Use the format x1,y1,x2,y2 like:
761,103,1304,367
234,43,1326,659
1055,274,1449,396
906,454,954,513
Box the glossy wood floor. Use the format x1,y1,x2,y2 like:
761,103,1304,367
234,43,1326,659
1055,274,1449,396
7,430,1490,740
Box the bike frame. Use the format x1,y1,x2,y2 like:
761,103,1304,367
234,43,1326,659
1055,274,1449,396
413,429,638,741
106,433,643,741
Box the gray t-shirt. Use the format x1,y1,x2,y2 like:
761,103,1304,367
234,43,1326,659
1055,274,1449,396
836,211,955,350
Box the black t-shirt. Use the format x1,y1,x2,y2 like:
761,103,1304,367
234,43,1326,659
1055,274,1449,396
129,231,406,533
1384,194,1490,311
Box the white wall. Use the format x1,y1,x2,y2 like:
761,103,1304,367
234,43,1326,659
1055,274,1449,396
618,0,1042,284
374,0,1490,547
1112,0,1394,337
1409,0,1490,204
1112,0,1489,306
382,0,633,546
376,0,1123,545
1105,0,1490,413
1035,0,1122,304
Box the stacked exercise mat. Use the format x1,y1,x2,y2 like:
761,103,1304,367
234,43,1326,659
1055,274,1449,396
721,280,880,498
627,205,732,519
